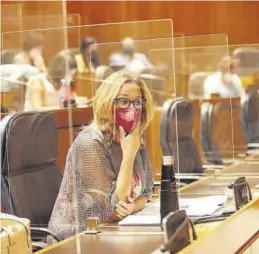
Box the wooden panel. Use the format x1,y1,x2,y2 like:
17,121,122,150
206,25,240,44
49,107,94,171
1,1,77,65
67,1,259,45
75,73,95,99
1,3,23,33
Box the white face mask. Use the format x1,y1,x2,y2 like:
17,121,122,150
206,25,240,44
222,73,233,83
64,76,73,86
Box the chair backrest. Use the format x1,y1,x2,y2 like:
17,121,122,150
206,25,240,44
240,91,259,143
0,49,20,64
160,98,175,156
188,72,211,99
1,112,62,226
200,102,222,165
168,98,203,175
210,99,246,161
233,47,259,76
95,65,114,91
160,97,203,175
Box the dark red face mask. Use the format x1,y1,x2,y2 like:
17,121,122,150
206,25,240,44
115,108,142,134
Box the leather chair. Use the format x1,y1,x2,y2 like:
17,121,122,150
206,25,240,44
188,72,211,99
1,112,62,251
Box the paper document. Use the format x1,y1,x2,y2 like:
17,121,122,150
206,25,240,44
119,195,228,226
118,215,160,226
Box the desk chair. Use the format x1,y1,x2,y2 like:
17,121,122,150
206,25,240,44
0,49,20,64
95,65,114,92
240,89,259,154
188,72,211,99
200,102,223,165
160,98,203,184
201,99,246,164
1,112,62,251
233,47,259,76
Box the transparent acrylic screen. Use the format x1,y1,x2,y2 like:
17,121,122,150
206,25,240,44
1,19,175,244
2,12,259,251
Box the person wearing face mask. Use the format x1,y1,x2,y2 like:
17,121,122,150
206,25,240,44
75,37,99,73
48,70,154,240
13,32,47,73
204,55,245,99
24,50,78,111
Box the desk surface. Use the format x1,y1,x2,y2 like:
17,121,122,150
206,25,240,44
180,161,259,197
38,222,220,254
37,160,259,254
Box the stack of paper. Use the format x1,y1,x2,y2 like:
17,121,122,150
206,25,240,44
119,195,228,226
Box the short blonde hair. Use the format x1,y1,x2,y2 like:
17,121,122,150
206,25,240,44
93,70,154,140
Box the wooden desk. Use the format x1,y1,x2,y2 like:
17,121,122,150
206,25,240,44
37,221,221,254
180,160,259,197
151,198,259,254
36,159,259,254
36,200,259,254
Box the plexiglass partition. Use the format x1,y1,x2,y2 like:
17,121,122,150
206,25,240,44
65,19,174,244
0,19,173,242
1,12,259,252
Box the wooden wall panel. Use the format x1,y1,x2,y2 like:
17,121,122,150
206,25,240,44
67,1,259,45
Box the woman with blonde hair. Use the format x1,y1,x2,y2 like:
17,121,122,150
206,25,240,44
48,70,154,240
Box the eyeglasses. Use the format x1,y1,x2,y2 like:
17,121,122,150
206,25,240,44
114,97,146,109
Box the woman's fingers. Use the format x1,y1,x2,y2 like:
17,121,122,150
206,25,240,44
113,211,124,221
119,126,126,140
116,203,130,217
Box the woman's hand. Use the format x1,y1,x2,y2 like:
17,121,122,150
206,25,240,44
115,197,135,218
119,125,140,160
110,197,135,221
116,126,140,202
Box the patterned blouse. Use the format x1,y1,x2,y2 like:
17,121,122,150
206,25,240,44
48,124,153,240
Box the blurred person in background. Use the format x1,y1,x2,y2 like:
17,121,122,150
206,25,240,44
109,53,127,72
75,37,99,73
13,32,47,73
204,55,245,98
109,37,153,74
24,50,78,111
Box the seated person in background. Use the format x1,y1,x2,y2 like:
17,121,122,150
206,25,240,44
75,37,99,73
204,56,245,98
109,37,153,74
0,64,39,92
48,70,154,240
13,32,47,73
109,53,128,72
24,50,78,111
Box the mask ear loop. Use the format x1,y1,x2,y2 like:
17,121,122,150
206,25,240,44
140,108,146,148
112,106,116,141
105,106,116,147
140,133,145,147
